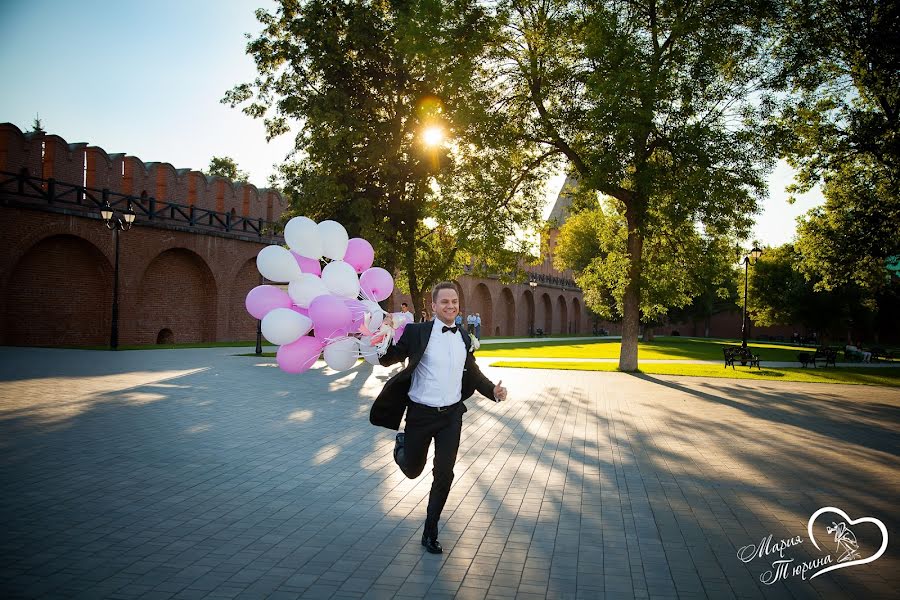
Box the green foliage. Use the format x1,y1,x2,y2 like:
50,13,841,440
743,243,895,340
31,115,45,134
205,156,249,182
794,158,900,302
224,0,550,313
497,0,778,368
491,361,900,387
770,0,900,303
555,195,741,324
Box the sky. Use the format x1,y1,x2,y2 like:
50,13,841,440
0,0,823,248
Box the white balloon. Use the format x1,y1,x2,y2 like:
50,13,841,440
257,245,301,282
288,273,329,308
321,260,360,298
357,337,381,365
324,337,359,371
285,216,323,259
261,308,313,346
318,220,350,261
362,300,384,330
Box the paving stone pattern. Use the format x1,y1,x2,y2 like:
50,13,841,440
1,347,898,599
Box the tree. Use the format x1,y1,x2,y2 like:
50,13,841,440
31,115,45,135
496,0,776,369
743,243,893,343
205,156,249,182
770,0,900,305
224,1,549,316
665,237,741,338
554,192,741,338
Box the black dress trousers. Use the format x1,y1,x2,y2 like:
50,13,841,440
395,401,464,535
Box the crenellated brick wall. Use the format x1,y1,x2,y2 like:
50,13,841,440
0,122,284,222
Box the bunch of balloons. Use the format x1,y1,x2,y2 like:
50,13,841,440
244,216,404,374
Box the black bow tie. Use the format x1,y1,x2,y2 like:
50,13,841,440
442,325,458,334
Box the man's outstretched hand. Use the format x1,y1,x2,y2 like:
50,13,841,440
494,380,508,402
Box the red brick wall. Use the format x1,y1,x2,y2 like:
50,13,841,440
3,233,113,346
0,123,284,221
0,205,269,347
389,277,586,337
135,248,217,344
229,257,261,340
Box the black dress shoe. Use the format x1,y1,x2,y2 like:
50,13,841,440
421,533,443,554
394,432,405,465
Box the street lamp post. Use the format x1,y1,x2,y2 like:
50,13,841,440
100,204,136,350
741,246,763,348
528,280,538,336
255,273,264,355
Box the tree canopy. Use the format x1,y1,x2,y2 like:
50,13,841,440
224,0,550,315
770,0,900,305
205,156,249,182
554,191,741,333
499,0,777,368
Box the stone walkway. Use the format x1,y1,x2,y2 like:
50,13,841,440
1,347,898,600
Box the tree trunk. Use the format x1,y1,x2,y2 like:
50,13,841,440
618,225,643,371
642,326,654,342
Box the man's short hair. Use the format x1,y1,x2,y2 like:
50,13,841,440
431,281,459,302
401,302,408,309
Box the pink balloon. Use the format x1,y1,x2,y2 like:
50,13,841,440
343,238,375,274
395,321,407,341
344,299,367,331
309,294,353,340
246,285,293,320
359,267,394,302
290,305,310,317
291,251,322,277
276,336,324,374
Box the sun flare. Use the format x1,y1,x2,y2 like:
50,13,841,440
421,125,445,147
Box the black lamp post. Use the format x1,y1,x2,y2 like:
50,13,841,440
528,280,538,336
100,203,135,350
741,246,763,348
255,273,264,355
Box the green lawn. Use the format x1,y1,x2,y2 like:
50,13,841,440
477,336,813,361
490,361,900,386
78,341,274,351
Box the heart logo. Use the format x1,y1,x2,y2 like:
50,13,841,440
806,506,888,579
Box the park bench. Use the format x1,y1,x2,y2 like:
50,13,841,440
723,346,761,370
810,347,837,367
869,347,893,362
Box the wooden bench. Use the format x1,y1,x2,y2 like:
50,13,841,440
724,346,761,370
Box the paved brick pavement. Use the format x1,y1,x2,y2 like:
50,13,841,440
1,347,898,600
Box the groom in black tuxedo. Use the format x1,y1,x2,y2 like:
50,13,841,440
371,281,507,554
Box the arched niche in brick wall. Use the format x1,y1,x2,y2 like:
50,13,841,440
450,280,466,317
3,234,112,346
540,293,552,334
474,283,493,337
556,295,568,335
229,258,259,341
136,248,217,344
520,289,535,336
572,297,582,334
499,288,515,336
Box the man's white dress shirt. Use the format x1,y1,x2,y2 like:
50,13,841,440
409,322,467,408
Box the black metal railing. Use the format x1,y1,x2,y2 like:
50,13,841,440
461,262,580,291
0,169,283,239
527,271,578,290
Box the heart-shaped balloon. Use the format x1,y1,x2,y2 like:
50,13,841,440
806,506,888,579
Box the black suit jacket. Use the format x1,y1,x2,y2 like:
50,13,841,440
370,320,497,430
